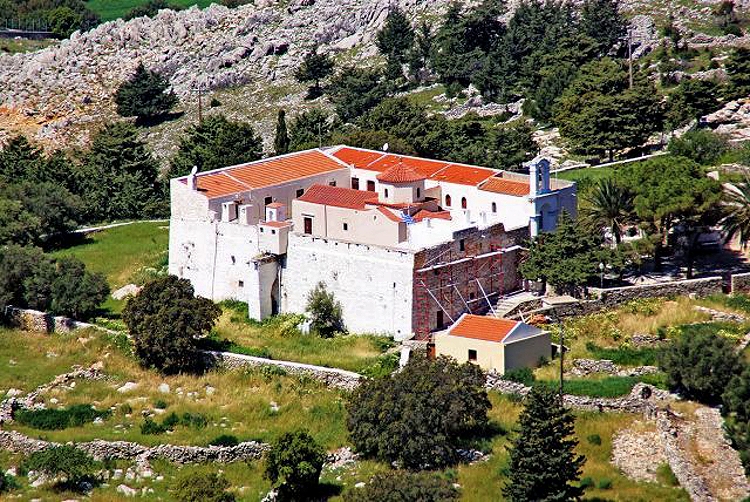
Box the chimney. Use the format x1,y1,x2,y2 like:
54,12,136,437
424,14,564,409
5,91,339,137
187,165,198,191
265,202,287,222
539,158,551,193
527,160,538,197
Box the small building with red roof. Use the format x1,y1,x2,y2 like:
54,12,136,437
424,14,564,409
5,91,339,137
435,314,551,373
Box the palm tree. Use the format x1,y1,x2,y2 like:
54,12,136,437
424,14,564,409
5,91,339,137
582,178,634,245
721,174,750,250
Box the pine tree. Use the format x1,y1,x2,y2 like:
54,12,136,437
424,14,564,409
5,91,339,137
376,7,415,79
274,109,290,155
114,63,179,123
294,46,335,99
725,47,750,100
580,0,627,56
503,386,585,502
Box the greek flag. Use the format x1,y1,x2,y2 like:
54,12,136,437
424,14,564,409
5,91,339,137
401,211,416,224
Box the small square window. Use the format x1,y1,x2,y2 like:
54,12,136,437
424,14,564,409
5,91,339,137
351,177,360,190
329,181,337,187
385,188,389,198
296,188,304,197
238,280,244,287
272,229,276,234
260,227,264,233
264,196,273,205
231,255,236,264
343,223,349,231
459,239,465,252
468,349,477,362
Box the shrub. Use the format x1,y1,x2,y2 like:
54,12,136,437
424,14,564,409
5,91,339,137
264,430,327,500
661,331,743,404
162,412,180,429
154,399,168,409
347,355,490,470
656,463,679,486
668,130,729,166
114,63,178,122
361,353,399,379
140,418,168,435
15,404,110,430
504,367,536,386
597,478,613,489
306,282,344,337
209,434,239,447
120,403,133,415
123,276,221,374
587,434,602,446
343,471,459,501
171,471,235,502
180,412,208,429
580,477,594,489
21,446,100,490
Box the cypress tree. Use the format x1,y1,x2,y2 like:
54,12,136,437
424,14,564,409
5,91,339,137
294,46,335,99
375,7,415,66
503,386,586,502
274,109,290,155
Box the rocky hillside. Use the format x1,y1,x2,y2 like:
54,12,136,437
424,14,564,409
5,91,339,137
1,0,750,155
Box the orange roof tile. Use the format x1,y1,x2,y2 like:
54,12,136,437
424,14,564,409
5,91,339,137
266,202,286,208
448,314,520,343
413,209,452,222
480,177,530,197
260,220,292,228
331,146,497,186
181,150,348,199
376,162,427,183
296,184,377,210
376,206,405,223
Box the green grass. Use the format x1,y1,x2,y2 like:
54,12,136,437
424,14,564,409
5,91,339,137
537,375,666,398
86,0,215,21
51,222,168,288
0,38,55,54
584,342,659,366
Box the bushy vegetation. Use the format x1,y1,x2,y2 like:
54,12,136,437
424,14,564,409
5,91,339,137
123,275,221,373
115,63,179,123
15,403,111,430
20,445,100,491
0,0,99,37
306,282,344,338
171,470,235,502
264,430,327,501
343,471,459,502
347,355,490,470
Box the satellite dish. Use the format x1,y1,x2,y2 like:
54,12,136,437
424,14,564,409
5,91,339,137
382,142,389,152
190,165,198,176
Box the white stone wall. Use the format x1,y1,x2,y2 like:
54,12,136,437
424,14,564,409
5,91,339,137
247,257,280,320
282,233,416,339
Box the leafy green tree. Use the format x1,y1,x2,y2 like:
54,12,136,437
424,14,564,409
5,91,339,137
580,0,626,55
170,114,262,177
125,0,182,20
0,245,49,312
408,20,433,82
294,46,335,99
616,156,722,274
503,386,585,502
115,63,178,123
582,178,633,244
0,135,43,182
376,7,415,79
79,121,164,222
332,129,416,155
6,182,82,240
288,109,334,151
524,61,579,123
431,3,479,87
264,430,327,501
123,276,221,374
519,211,609,295
343,471,459,502
347,355,490,470
668,129,728,165
722,365,750,470
487,121,538,171
274,109,290,155
306,282,344,338
21,445,100,491
721,173,750,249
49,257,109,320
171,471,235,502
666,79,722,129
327,66,388,122
0,198,42,246
661,331,742,404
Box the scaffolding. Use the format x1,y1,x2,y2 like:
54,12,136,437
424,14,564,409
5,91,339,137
413,245,505,340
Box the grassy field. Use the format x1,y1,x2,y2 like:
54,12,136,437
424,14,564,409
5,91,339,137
86,0,215,21
0,38,55,54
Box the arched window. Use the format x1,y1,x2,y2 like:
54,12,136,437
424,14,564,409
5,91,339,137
445,194,452,207
491,202,497,213
461,197,467,209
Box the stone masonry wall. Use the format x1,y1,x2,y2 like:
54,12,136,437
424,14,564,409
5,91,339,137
731,272,750,294
3,306,101,334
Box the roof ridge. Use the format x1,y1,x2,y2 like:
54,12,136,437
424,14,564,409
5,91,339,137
221,171,253,191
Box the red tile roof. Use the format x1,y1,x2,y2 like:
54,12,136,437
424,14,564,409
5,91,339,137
448,314,520,343
331,147,497,186
296,184,377,210
376,162,427,183
376,206,405,223
180,150,347,199
260,220,292,228
480,177,530,197
413,209,452,222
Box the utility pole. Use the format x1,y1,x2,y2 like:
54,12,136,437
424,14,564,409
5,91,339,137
559,323,564,403
195,85,205,124
628,28,634,89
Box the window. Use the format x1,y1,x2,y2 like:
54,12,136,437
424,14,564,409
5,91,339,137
417,187,421,198
351,177,360,190
469,291,476,300
329,181,337,187
367,180,376,192
231,255,236,264
468,349,477,362
385,188,389,198
272,229,276,235
264,196,272,205
459,239,465,252
296,188,304,197
303,216,313,234
445,194,452,207
238,280,244,287
461,197,467,209
260,227,264,233
491,202,497,213
343,223,348,231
